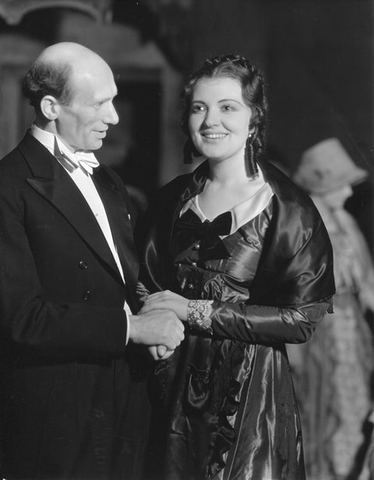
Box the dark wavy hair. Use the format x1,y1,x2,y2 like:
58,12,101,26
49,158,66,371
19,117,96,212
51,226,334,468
181,54,268,174
22,59,73,112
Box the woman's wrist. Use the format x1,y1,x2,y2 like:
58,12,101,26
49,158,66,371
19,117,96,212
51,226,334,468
187,300,213,334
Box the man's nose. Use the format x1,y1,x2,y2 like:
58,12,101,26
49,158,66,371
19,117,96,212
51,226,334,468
105,102,119,125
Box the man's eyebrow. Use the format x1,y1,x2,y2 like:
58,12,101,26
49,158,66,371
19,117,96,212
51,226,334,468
93,92,118,104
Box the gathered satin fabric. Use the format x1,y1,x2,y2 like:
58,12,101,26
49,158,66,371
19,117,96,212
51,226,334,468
137,160,335,480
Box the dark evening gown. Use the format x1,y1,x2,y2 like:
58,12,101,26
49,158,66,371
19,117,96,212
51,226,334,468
139,160,335,480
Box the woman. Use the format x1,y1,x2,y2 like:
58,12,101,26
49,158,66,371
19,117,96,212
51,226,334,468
137,54,335,480
290,138,374,480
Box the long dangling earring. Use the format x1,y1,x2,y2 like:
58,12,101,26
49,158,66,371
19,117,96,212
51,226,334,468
183,137,194,164
245,133,259,178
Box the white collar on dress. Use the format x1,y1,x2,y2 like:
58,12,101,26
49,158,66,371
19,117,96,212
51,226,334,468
180,166,274,235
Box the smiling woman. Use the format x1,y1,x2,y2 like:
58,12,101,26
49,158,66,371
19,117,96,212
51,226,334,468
137,54,336,480
188,77,252,177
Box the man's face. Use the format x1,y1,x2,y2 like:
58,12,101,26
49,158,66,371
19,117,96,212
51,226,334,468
56,60,119,152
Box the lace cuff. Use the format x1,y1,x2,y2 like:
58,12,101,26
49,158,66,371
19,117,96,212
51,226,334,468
187,300,213,334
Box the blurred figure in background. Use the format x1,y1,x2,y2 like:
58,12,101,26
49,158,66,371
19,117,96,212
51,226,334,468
290,137,374,480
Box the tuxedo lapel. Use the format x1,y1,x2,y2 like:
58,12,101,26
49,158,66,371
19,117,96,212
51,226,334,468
92,168,139,296
19,133,123,282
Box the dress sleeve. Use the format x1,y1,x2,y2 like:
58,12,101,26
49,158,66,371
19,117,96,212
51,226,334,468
207,300,331,345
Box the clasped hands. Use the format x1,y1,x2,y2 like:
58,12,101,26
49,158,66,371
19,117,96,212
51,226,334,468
139,290,189,360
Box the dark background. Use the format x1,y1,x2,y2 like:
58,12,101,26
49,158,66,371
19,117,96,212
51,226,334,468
0,0,372,243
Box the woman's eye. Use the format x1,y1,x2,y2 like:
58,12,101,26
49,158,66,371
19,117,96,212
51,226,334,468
222,104,236,112
191,104,205,113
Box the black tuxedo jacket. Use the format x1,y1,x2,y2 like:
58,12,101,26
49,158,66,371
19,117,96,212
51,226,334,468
0,132,149,479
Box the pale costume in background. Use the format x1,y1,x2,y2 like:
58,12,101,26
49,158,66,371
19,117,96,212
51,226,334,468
290,137,374,480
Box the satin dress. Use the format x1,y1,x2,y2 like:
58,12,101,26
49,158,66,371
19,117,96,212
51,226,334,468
139,160,335,480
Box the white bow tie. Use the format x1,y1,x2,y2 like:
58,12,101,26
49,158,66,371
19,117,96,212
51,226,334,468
71,151,100,175
54,138,100,175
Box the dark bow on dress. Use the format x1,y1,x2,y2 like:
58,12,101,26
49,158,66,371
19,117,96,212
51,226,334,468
173,209,232,263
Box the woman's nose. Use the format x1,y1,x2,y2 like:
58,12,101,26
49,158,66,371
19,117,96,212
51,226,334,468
203,108,219,127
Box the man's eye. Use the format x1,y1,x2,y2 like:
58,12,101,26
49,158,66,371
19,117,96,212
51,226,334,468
94,100,106,108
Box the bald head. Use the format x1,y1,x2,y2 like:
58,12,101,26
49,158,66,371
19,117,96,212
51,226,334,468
39,42,106,74
39,42,99,62
22,42,111,112
22,42,118,152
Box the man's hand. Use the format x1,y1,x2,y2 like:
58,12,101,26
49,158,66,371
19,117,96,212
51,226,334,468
128,310,184,351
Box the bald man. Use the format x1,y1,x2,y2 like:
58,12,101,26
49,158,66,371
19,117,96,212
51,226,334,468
0,42,184,480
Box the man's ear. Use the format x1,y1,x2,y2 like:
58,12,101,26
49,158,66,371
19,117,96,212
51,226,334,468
40,95,60,121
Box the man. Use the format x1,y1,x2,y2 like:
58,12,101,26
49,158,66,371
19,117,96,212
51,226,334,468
0,42,184,480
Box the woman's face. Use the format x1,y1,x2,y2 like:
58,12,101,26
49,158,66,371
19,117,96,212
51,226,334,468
188,77,252,163
321,184,353,209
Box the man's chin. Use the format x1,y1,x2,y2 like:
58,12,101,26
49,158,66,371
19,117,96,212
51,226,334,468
89,140,103,151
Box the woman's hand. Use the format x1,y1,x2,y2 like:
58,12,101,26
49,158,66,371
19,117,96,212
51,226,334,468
148,345,175,361
141,290,189,321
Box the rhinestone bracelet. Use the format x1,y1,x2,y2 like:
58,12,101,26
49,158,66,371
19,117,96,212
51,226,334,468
187,300,214,334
